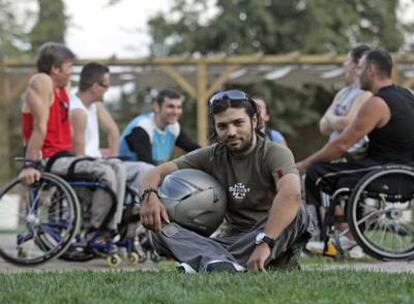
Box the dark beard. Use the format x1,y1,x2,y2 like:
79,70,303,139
227,133,255,155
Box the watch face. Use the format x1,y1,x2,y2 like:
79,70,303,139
255,232,265,244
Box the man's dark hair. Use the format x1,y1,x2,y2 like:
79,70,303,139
208,90,264,144
350,45,371,63
155,89,182,105
36,42,76,74
365,49,393,78
251,95,270,117
79,62,110,92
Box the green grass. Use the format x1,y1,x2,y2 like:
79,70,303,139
0,269,413,304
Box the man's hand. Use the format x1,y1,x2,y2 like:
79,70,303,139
296,160,309,176
140,194,170,232
247,243,271,272
19,168,41,185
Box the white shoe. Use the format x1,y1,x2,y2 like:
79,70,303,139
305,241,325,254
177,262,197,274
305,240,338,257
348,245,365,259
204,260,246,273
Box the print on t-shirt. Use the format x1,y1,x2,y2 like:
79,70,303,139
229,182,251,200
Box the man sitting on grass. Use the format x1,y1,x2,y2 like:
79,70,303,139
139,89,310,273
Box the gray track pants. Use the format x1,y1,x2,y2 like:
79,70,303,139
151,204,309,272
50,158,154,231
50,157,126,231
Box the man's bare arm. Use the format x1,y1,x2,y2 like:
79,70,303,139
263,173,302,239
96,103,120,156
328,91,372,131
70,109,87,156
140,161,179,232
24,74,53,160
247,173,302,271
298,96,390,173
319,89,345,135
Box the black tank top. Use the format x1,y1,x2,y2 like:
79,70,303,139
368,85,414,162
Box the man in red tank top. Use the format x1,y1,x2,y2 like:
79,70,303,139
19,43,125,236
20,42,75,183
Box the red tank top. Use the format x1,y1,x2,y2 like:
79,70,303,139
22,87,72,158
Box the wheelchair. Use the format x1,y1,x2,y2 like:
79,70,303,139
315,163,414,261
0,159,158,267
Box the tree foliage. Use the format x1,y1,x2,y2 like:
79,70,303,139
0,0,68,57
147,0,413,156
149,0,412,56
0,0,32,57
29,0,67,51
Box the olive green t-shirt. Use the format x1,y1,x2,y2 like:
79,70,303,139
173,135,298,235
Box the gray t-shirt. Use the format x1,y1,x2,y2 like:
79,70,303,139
173,135,298,235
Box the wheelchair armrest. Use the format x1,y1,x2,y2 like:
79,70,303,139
382,163,414,172
61,174,101,183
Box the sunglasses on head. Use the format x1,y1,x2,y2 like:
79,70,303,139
208,90,253,108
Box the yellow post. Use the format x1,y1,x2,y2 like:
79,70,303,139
197,63,208,146
0,58,11,183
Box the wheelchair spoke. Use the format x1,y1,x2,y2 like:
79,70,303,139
378,221,389,246
396,229,407,251
46,205,71,219
29,183,47,214
356,209,382,226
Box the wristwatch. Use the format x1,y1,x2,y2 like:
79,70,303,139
255,232,275,248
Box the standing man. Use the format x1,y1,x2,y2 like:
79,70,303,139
140,89,309,272
297,49,414,208
20,43,124,238
119,89,200,165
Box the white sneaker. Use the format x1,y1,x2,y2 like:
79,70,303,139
204,260,246,273
177,262,197,274
305,240,338,257
348,245,365,259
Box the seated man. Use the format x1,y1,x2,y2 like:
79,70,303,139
70,62,119,158
307,46,372,252
140,89,309,273
119,89,200,165
319,45,372,159
70,62,153,191
297,49,414,239
253,96,287,146
20,43,124,240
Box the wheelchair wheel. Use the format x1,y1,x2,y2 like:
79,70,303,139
0,173,81,266
347,166,414,260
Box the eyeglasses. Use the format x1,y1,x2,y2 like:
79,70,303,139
208,90,252,108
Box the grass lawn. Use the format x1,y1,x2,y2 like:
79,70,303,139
0,268,413,304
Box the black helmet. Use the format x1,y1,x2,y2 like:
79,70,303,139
158,169,227,236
